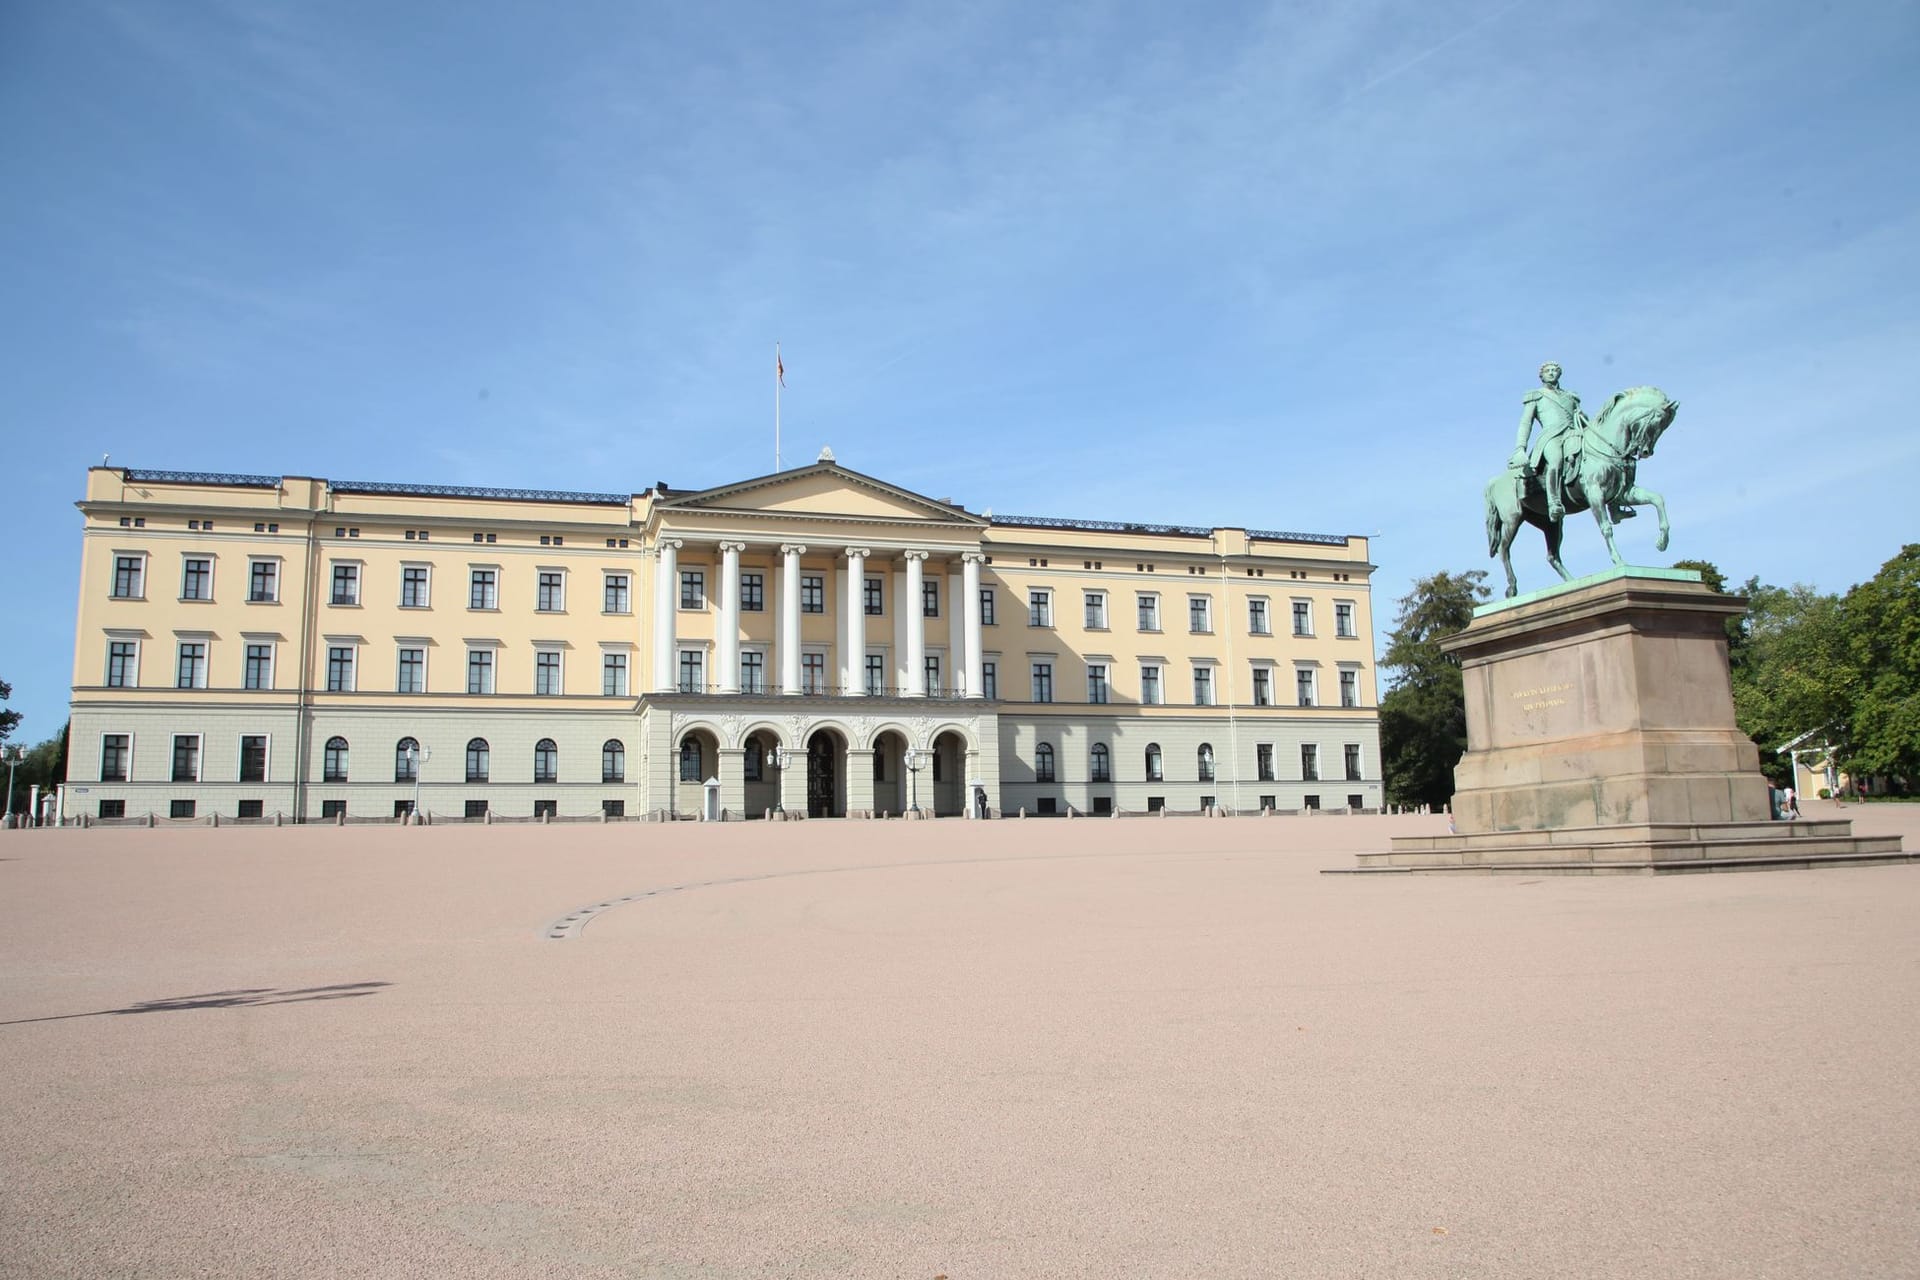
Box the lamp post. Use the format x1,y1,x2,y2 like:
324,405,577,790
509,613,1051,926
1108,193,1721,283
407,742,431,822
771,745,790,813
904,747,923,817
3,745,23,828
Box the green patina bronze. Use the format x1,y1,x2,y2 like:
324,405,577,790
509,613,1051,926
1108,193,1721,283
1484,363,1680,598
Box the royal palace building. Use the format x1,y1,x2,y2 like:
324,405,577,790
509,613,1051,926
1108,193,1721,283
64,459,1383,821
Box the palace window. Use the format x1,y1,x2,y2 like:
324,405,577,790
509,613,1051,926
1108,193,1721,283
1292,599,1313,636
1197,744,1215,783
397,647,425,693
1297,669,1317,707
176,642,207,690
604,573,630,614
1140,664,1162,705
240,735,268,783
249,560,279,603
1340,669,1359,707
923,580,939,618
331,563,359,605
1087,663,1109,704
1084,591,1107,629
173,734,202,782
535,650,562,695
1028,590,1052,627
101,734,130,782
246,643,275,690
603,739,625,784
979,588,996,625
107,640,138,688
802,652,826,694
602,652,628,697
466,738,489,783
395,738,419,783
1034,743,1056,783
679,738,703,782
1335,601,1356,638
533,739,558,784
1346,744,1363,781
112,555,145,599
864,576,884,616
680,570,705,610
1257,743,1275,782
321,736,347,783
469,568,498,610
182,558,212,601
742,572,764,612
1031,662,1054,703
865,653,886,696
741,651,766,694
1189,596,1211,634
536,571,564,612
1137,593,1158,631
1248,598,1270,635
467,649,494,695
801,575,824,614
1251,667,1272,707
679,650,705,694
326,645,355,692
1192,666,1214,706
402,566,430,608
1090,743,1111,783
1301,744,1320,782
1145,742,1164,782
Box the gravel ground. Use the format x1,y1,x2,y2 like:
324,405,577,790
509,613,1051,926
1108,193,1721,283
2,806,1917,1279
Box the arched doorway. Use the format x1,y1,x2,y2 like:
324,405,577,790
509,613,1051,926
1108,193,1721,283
871,730,906,816
742,729,782,817
676,727,720,817
806,728,846,818
931,730,967,816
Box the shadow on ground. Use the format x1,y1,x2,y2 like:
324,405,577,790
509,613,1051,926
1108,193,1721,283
0,981,391,1027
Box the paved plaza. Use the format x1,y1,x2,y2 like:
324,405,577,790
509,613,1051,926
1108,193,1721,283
4,808,1919,1278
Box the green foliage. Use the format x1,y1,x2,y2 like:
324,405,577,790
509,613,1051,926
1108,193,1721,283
1379,570,1489,809
0,677,20,746
1841,545,1920,780
4,723,67,816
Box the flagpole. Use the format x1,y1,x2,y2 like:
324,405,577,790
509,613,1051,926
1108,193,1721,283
775,342,783,472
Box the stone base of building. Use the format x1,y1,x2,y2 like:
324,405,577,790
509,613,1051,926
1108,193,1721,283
1343,568,1906,876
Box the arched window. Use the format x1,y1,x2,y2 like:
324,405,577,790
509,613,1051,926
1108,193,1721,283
1090,743,1111,783
679,737,703,782
323,736,349,783
534,738,558,784
1198,743,1215,783
395,737,420,783
743,740,763,782
1145,742,1163,782
466,737,490,783
1035,742,1056,783
602,739,625,784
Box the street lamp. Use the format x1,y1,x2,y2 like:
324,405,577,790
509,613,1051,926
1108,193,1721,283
770,745,791,813
3,745,22,828
406,742,431,822
904,746,924,817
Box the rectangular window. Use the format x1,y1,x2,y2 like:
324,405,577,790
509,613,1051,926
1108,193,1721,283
1028,590,1052,627
112,555,144,599
385,647,420,693
602,799,626,818
467,649,494,694
536,571,564,612
1147,795,1165,813
237,799,264,819
802,652,826,694
981,661,997,700
1193,666,1214,706
240,643,272,691
1137,593,1159,631
331,563,360,605
681,570,705,609
1087,663,1109,704
602,652,628,697
921,654,941,695
1302,744,1320,782
1031,662,1053,703
402,566,430,608
98,799,126,819
679,650,705,694
1252,667,1272,707
326,646,355,692
536,650,562,695
101,734,130,782
1084,591,1107,629
1140,665,1162,705
1093,796,1112,815
393,799,415,819
170,799,197,820
463,800,488,821
1340,669,1359,707
1189,596,1211,634
864,576,884,616
1346,744,1363,781
1297,669,1317,707
741,651,766,694
980,588,996,625
249,560,278,603
604,573,630,614
182,557,212,601
1292,599,1312,636
923,579,939,618
865,653,885,696
171,734,200,782
1335,602,1356,639
321,800,347,820
176,642,207,690
742,572,764,612
469,569,498,610
1257,743,1275,782
107,640,138,688
1248,598,1269,635
239,734,268,783
801,575,824,613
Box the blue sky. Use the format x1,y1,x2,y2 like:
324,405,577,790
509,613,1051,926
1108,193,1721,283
3,0,1916,740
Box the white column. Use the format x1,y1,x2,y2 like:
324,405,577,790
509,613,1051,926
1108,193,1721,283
904,551,928,697
947,565,966,695
963,552,985,699
780,543,805,695
844,547,869,696
653,538,682,691
716,541,745,694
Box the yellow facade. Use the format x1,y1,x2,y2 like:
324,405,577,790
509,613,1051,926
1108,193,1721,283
65,461,1383,821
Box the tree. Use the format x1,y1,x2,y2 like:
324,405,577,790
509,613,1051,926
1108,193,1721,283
0,677,20,747
1728,582,1852,783
1840,544,1920,782
6,726,67,817
1379,570,1490,809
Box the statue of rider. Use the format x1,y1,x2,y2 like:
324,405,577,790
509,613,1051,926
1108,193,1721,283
1510,361,1586,521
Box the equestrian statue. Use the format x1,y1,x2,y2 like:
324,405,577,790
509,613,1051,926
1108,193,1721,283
1484,361,1680,597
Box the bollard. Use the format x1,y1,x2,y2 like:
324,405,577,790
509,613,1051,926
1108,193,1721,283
211,813,219,828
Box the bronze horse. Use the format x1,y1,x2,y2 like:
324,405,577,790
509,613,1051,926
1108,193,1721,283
1484,386,1679,597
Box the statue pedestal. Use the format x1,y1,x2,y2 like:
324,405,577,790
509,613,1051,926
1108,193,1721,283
1353,569,1909,874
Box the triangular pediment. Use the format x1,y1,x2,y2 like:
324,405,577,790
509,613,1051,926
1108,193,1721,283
659,462,985,526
